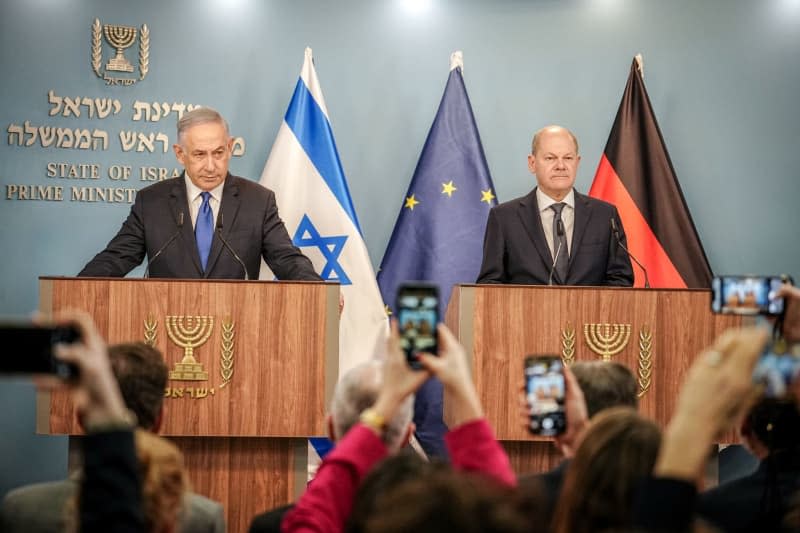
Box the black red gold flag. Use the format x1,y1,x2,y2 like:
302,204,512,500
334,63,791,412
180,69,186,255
589,58,712,288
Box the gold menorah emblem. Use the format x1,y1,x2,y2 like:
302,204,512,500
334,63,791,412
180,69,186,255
583,323,631,362
166,315,214,381
91,19,150,83
103,24,137,72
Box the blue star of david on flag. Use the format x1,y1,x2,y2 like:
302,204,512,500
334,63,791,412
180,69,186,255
292,214,351,284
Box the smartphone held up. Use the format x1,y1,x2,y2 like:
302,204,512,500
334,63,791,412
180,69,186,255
0,322,81,380
396,282,439,369
525,355,566,436
711,275,791,316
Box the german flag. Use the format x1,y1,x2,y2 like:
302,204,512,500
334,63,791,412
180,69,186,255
589,57,712,288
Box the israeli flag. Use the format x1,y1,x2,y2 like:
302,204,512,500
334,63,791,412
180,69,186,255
260,47,387,375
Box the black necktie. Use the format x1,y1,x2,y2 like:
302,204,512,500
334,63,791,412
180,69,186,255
550,203,569,283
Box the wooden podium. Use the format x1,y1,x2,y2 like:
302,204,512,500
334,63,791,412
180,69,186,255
444,284,743,474
37,277,339,533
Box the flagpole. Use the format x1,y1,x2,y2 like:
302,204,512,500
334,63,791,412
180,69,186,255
450,50,463,71
635,53,644,78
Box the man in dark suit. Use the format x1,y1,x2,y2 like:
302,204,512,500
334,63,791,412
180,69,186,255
477,125,633,286
79,107,320,281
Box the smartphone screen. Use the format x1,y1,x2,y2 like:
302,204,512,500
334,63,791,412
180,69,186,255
525,355,566,436
711,275,787,315
753,341,800,399
396,283,439,369
0,324,80,380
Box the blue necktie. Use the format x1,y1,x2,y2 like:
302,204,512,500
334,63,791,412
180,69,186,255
196,192,213,272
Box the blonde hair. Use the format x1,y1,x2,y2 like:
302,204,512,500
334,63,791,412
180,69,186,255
135,430,188,532
68,430,188,533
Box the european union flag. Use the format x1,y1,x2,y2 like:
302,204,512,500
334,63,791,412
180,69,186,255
377,51,498,457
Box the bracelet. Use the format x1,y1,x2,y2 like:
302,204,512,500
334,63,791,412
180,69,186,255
359,408,386,434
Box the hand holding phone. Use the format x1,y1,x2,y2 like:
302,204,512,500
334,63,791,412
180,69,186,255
776,284,800,343
753,340,800,399
396,282,439,369
525,355,567,436
0,322,81,380
711,275,792,316
412,321,485,427
46,309,134,430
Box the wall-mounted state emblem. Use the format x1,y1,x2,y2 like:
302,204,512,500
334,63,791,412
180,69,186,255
91,18,149,86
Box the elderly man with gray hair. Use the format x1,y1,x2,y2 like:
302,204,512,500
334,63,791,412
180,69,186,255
248,360,416,533
328,360,416,453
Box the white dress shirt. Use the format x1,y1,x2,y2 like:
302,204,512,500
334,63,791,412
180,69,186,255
184,175,224,230
536,188,575,257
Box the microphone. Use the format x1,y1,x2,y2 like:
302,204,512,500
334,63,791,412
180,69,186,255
145,212,184,278
610,218,650,288
548,219,566,286
216,213,250,280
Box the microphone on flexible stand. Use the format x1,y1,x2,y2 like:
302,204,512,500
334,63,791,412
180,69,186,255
145,212,184,278
548,219,566,286
610,218,650,288
216,213,250,280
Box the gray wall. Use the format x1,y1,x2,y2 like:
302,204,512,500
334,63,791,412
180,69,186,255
2,0,799,495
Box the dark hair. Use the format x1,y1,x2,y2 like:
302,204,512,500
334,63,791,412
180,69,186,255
747,398,800,452
360,469,537,533
571,361,638,418
552,407,661,533
739,399,800,529
347,451,442,533
349,453,547,533
108,342,168,430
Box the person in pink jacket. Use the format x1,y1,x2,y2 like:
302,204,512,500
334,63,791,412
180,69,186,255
282,321,516,533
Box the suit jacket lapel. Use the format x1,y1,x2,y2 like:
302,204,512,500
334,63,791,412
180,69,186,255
569,192,592,272
204,174,241,277
170,176,204,276
517,189,554,277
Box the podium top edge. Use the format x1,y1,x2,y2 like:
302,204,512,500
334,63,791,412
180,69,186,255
39,276,337,286
454,283,710,293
